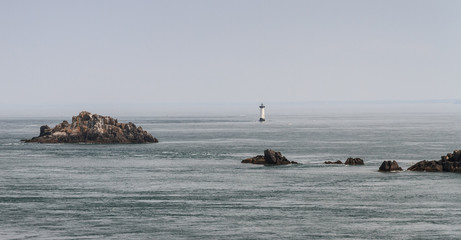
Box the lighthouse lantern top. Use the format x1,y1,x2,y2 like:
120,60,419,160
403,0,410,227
259,103,265,108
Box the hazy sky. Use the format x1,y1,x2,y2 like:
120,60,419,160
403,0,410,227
1,0,461,116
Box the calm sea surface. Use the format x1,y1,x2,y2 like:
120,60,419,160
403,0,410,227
1,113,461,239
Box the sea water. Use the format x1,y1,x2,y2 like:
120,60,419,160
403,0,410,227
1,112,461,239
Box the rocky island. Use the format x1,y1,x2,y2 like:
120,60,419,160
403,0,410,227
242,149,298,165
408,150,461,173
24,111,158,144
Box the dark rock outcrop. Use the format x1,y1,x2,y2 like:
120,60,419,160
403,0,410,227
408,150,461,173
379,160,403,172
325,160,343,164
242,155,266,164
242,149,298,165
408,160,443,172
39,125,52,136
345,157,364,165
24,111,158,144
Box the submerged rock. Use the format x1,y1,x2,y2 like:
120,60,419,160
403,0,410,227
345,157,364,165
324,160,343,164
379,160,403,172
242,149,298,165
408,150,461,173
24,111,158,144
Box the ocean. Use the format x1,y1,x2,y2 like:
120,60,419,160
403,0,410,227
1,112,460,239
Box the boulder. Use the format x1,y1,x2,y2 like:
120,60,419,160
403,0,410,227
242,149,298,165
378,160,403,172
325,160,343,164
24,111,158,144
345,157,364,165
408,150,461,173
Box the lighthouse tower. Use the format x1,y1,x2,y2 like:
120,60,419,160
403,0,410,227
259,103,265,122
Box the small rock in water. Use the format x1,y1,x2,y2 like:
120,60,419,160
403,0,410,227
345,157,364,165
408,150,461,173
324,160,343,164
242,149,297,165
378,160,402,172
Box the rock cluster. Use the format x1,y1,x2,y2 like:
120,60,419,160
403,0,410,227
379,160,402,172
242,149,298,165
324,160,343,164
24,111,158,144
345,157,364,165
408,150,461,173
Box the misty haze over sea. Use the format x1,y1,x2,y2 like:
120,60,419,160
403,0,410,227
1,100,461,118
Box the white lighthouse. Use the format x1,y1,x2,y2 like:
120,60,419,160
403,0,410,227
259,103,265,122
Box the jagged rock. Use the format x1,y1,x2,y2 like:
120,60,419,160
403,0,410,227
325,160,343,164
345,157,364,165
24,111,158,144
39,125,52,137
379,160,402,172
408,150,461,173
242,149,298,165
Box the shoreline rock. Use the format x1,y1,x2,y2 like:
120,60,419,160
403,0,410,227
24,111,158,144
345,157,364,165
379,160,403,172
242,149,298,165
408,150,461,172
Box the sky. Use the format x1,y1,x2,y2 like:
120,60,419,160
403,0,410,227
1,0,461,116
